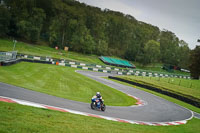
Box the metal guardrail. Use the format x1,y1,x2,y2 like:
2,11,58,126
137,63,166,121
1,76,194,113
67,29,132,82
0,51,17,62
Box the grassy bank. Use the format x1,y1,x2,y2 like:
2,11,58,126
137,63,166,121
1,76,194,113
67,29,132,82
0,39,104,65
0,62,136,106
118,76,200,99
134,62,189,75
0,102,200,133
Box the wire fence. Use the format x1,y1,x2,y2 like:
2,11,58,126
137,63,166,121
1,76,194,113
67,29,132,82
136,76,198,89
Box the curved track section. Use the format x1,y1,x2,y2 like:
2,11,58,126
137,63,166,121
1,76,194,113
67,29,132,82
0,70,193,125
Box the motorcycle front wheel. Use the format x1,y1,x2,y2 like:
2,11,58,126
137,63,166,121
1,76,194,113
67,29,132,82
101,104,106,111
91,102,96,110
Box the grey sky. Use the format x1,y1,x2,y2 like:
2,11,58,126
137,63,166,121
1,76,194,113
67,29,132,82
77,0,200,49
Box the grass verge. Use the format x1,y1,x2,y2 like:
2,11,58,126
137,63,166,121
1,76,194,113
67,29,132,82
124,76,199,94
116,76,200,101
0,62,136,106
0,102,200,133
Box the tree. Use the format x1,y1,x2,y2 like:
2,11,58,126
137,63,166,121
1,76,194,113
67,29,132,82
189,46,200,79
1,0,192,63
141,40,160,66
177,40,190,69
71,23,95,54
17,8,46,42
85,11,108,55
96,39,108,55
124,38,140,62
49,13,68,48
0,5,11,36
159,30,179,65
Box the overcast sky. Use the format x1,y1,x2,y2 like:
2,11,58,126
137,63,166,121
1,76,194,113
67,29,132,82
77,0,200,49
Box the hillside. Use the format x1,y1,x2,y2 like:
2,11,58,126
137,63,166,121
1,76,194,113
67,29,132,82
0,0,190,69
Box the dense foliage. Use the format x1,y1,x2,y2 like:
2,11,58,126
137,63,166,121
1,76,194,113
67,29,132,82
0,0,191,68
189,46,200,79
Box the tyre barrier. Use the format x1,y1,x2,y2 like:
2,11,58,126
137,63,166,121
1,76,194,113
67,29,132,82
0,59,21,66
108,76,200,108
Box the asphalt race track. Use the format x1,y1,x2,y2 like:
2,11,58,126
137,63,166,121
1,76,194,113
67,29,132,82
0,70,193,123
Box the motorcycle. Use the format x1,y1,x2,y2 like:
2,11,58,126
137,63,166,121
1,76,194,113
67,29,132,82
91,98,106,111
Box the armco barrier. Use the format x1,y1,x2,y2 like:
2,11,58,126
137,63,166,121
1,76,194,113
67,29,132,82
108,76,200,108
0,59,21,66
21,59,52,64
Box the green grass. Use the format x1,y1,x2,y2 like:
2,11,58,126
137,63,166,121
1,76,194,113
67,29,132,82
133,62,189,75
0,39,105,65
0,102,200,133
119,76,200,99
0,62,136,106
106,77,200,113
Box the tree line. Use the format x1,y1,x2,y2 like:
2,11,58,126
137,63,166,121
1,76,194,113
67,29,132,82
0,0,193,70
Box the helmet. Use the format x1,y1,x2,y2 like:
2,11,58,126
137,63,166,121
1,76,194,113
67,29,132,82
96,92,101,98
96,92,100,95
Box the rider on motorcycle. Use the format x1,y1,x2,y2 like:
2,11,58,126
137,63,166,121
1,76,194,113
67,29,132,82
92,92,103,104
91,92,106,111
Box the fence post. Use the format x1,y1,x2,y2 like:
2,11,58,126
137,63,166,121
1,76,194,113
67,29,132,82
179,80,181,86
13,40,17,51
